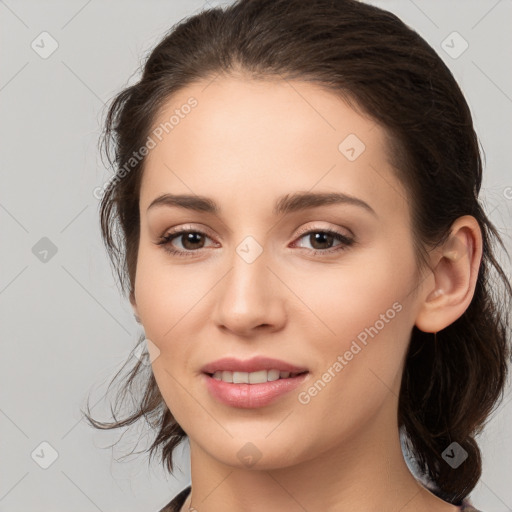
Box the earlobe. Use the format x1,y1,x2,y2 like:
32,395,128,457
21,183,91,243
414,216,482,333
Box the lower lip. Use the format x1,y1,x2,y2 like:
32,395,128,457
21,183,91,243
203,372,309,408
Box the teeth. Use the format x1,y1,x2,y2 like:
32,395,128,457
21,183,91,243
221,370,233,383
211,369,299,383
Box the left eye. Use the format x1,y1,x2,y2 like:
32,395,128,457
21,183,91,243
293,229,354,253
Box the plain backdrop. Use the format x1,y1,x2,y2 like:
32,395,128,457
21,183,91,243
1,0,511,510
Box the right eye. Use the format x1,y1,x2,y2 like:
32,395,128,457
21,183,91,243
156,228,216,257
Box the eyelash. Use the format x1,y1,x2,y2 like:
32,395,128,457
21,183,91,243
156,225,355,258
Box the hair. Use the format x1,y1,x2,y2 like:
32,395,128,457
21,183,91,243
83,0,512,503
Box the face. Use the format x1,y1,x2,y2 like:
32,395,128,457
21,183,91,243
132,75,425,469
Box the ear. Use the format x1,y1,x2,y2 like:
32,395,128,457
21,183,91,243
415,215,483,333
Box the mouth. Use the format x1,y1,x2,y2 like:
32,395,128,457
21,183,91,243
204,369,309,384
202,369,310,408
200,356,310,407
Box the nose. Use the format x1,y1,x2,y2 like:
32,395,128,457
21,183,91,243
212,242,287,337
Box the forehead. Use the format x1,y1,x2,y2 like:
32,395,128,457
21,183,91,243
139,76,409,221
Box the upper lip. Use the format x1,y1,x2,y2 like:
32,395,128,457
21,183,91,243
201,356,309,374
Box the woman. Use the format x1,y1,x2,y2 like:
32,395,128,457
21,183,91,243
84,0,511,510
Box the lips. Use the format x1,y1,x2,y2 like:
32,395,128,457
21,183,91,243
203,370,309,408
201,356,309,375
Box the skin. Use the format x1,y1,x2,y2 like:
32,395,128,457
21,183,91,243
130,75,482,512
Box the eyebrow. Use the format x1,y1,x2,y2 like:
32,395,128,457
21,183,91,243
147,191,377,217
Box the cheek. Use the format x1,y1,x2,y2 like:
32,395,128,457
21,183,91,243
293,295,412,453
133,245,211,337
293,245,414,350
133,247,214,407
134,252,204,425
298,248,415,407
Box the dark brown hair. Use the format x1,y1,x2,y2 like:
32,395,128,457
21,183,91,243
84,0,512,503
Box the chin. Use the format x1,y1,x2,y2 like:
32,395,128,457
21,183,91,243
203,436,308,471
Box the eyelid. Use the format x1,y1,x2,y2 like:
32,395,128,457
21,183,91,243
162,223,216,239
293,223,354,240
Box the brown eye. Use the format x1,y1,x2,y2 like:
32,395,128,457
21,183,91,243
156,228,215,257
306,232,336,250
294,229,354,255
177,231,207,250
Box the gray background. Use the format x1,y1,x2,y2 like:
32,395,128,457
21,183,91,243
1,0,511,510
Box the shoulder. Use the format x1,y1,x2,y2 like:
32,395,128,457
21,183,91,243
158,485,191,512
